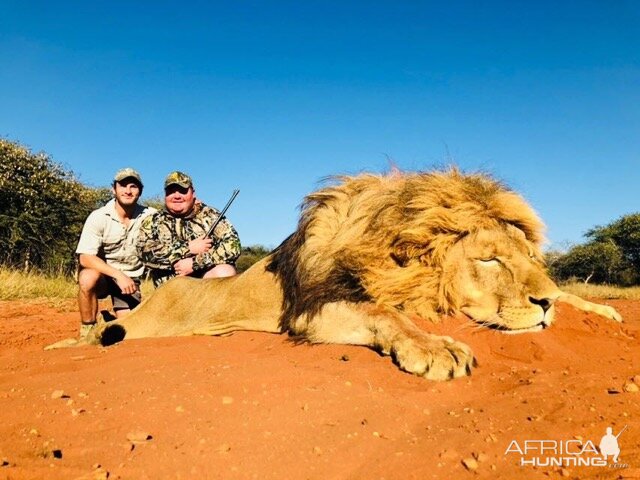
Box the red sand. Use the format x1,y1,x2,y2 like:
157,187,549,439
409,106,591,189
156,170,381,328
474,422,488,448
0,298,638,480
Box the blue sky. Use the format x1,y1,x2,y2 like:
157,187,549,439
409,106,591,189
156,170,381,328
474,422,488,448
1,1,638,248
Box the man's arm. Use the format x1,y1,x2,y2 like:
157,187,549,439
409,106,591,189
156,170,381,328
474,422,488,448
76,209,137,294
78,254,137,294
136,214,192,270
192,210,241,271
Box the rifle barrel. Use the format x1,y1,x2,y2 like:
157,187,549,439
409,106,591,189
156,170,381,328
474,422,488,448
615,425,628,439
206,189,240,238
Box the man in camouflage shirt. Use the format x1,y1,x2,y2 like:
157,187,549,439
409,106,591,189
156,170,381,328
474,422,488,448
137,171,241,287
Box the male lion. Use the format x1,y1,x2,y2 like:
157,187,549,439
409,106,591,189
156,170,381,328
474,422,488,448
48,169,621,381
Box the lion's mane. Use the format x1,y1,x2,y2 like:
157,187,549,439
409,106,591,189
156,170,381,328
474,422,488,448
267,168,546,329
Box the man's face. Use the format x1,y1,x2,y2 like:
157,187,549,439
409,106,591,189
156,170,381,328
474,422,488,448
113,179,141,207
165,184,196,216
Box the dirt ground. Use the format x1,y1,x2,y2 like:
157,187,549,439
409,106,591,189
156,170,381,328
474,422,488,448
0,298,638,480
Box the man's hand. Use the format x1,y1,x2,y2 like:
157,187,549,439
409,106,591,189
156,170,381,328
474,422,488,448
188,236,213,255
173,258,195,276
114,272,138,295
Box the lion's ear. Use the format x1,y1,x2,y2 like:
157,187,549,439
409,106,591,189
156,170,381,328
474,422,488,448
392,229,466,267
391,238,430,267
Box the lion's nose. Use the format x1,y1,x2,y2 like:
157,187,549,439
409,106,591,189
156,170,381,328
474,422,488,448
529,296,555,313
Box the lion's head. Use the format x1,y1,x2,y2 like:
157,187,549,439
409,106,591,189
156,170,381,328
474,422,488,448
268,168,562,333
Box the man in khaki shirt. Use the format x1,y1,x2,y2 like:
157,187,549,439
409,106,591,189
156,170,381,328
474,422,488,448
75,168,155,338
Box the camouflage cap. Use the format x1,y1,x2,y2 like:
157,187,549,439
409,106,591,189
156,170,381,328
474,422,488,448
164,171,193,189
114,167,143,186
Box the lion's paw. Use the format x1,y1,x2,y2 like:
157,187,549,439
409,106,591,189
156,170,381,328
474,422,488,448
390,335,475,381
595,304,623,323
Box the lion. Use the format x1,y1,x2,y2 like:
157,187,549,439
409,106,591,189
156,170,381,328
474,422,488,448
47,169,622,380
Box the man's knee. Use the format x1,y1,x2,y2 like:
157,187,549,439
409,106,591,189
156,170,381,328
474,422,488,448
204,264,237,278
77,269,104,292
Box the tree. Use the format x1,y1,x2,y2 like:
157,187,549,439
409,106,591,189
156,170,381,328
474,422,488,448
0,139,110,273
236,245,271,273
549,241,635,285
585,214,640,273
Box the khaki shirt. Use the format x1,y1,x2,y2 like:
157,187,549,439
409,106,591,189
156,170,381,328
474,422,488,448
76,199,156,278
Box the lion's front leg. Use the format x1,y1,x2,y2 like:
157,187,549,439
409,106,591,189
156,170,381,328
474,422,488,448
293,302,475,381
558,292,623,322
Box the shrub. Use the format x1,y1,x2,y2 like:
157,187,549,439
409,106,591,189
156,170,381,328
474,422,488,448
236,245,271,273
0,139,110,274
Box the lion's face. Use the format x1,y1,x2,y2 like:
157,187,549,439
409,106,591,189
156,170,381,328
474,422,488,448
443,225,561,333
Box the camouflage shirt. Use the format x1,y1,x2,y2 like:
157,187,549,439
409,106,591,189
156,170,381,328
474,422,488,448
137,202,241,287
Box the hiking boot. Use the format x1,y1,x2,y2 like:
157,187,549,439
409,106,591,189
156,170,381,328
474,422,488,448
79,322,96,340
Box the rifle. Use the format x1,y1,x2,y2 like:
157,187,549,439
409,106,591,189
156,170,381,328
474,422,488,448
205,189,240,238
615,425,628,439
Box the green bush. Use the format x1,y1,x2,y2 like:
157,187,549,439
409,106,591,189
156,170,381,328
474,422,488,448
236,245,271,273
548,213,640,286
0,139,110,274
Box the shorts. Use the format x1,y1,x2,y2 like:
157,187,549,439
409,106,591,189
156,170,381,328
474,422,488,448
96,276,142,311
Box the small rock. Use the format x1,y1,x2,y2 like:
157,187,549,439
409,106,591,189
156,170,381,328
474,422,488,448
339,355,350,361
71,408,86,416
93,469,109,480
473,452,489,462
52,449,62,459
559,467,570,477
217,443,231,453
29,428,40,436
462,458,478,471
485,434,497,443
126,431,152,443
632,375,640,385
51,390,68,399
1,458,10,467
78,392,89,398
175,406,185,412
623,382,639,393
75,467,109,480
222,396,233,405
312,446,322,455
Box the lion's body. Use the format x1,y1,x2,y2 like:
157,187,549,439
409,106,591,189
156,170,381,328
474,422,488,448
99,258,282,342
65,169,621,380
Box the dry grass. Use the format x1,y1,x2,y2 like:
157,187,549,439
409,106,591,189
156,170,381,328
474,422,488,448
0,268,155,302
560,281,640,300
0,268,77,300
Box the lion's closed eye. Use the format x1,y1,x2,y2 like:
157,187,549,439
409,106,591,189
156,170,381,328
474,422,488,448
478,258,500,266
